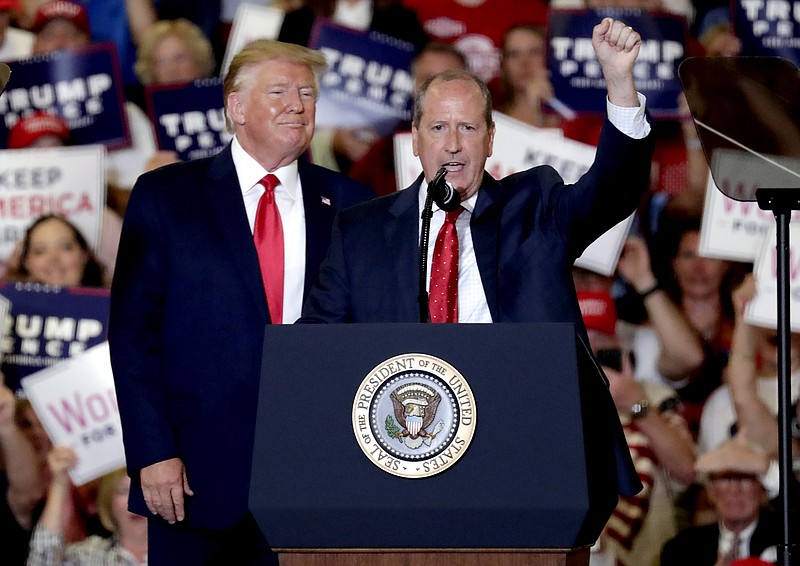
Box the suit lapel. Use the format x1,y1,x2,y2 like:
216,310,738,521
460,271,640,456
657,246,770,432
205,146,269,320
386,181,423,321
298,160,337,299
471,174,503,321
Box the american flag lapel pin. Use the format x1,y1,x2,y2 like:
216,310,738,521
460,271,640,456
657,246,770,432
321,196,331,206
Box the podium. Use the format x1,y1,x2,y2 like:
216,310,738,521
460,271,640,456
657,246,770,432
250,323,629,565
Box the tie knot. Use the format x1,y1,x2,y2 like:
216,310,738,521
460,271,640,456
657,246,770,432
445,207,463,223
259,173,280,193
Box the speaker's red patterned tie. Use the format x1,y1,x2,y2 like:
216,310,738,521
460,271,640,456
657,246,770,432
254,173,283,324
430,207,463,323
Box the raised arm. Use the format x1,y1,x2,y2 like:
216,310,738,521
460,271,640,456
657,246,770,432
27,446,77,566
726,274,782,456
617,237,706,380
592,17,641,108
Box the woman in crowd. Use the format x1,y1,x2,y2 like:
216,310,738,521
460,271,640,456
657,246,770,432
134,18,216,171
14,401,101,546
618,210,739,437
496,24,563,129
2,215,105,288
27,447,146,566
134,18,215,86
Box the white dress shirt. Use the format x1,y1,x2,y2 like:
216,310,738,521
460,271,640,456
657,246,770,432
718,520,757,562
231,137,306,324
417,95,650,323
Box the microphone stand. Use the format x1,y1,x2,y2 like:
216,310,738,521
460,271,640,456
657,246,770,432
418,181,438,323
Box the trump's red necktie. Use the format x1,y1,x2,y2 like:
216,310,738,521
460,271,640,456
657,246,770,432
429,207,463,323
254,173,284,324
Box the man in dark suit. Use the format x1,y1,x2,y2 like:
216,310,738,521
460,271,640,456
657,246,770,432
302,18,652,330
661,438,784,565
300,18,653,497
108,40,373,564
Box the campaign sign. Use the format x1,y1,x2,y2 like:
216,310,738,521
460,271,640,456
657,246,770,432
745,222,800,331
146,78,232,161
220,4,284,77
394,111,633,275
733,0,800,65
699,148,800,262
0,145,106,273
0,282,109,394
0,43,131,149
548,9,686,116
22,342,124,485
311,20,416,136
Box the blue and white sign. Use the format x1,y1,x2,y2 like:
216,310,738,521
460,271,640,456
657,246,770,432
146,78,231,161
311,20,416,135
548,9,686,117
0,43,131,149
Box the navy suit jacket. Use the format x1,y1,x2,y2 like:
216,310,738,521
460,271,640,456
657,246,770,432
301,117,654,496
303,118,653,330
108,146,373,529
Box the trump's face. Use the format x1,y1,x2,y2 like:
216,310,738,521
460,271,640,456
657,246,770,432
412,78,494,201
227,58,317,171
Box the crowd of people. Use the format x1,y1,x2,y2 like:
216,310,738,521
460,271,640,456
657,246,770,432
0,0,798,565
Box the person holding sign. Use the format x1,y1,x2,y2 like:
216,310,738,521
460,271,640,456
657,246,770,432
27,448,147,566
109,40,373,564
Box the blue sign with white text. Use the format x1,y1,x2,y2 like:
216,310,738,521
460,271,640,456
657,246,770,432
548,9,687,117
733,0,800,65
0,282,109,394
0,43,130,149
146,78,231,162
310,19,416,136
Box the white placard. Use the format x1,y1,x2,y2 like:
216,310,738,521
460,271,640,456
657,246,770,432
394,111,633,275
745,222,800,332
21,342,125,485
0,145,106,273
220,4,285,77
699,168,799,262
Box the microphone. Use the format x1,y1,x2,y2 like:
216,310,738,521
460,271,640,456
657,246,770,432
428,167,461,212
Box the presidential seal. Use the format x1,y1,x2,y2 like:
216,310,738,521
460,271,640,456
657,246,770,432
352,353,476,478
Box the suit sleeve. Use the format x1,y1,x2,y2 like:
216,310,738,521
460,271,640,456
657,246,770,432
300,212,353,323
108,175,177,473
552,116,654,258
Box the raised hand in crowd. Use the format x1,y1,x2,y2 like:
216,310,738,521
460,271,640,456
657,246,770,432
603,352,696,485
617,236,706,380
726,274,788,458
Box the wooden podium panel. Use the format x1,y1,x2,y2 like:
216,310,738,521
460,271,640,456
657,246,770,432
277,547,589,566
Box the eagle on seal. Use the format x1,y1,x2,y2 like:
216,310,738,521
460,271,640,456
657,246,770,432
389,388,442,439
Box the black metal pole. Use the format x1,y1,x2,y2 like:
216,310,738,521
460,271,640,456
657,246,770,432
756,188,798,566
418,192,435,323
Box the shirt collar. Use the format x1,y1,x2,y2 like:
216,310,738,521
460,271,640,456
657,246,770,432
231,136,300,200
719,519,758,547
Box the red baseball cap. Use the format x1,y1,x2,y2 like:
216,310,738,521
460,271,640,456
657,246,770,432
577,290,617,336
31,1,90,35
7,111,70,149
0,0,21,11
